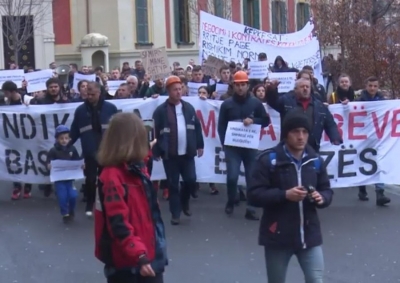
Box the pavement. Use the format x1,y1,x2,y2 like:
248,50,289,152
0,183,400,283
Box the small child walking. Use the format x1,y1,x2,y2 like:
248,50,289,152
47,125,81,223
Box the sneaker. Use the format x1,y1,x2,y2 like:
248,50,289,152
376,191,391,206
245,210,259,221
23,192,32,199
11,188,21,200
162,189,169,200
69,211,75,221
210,185,219,195
225,201,234,215
62,214,70,224
85,211,93,217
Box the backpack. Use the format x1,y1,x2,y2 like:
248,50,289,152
268,151,321,173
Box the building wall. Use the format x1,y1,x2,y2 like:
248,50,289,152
52,0,310,69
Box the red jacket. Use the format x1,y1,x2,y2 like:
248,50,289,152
94,162,156,269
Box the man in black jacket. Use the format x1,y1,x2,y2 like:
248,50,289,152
248,110,333,283
217,71,270,220
152,76,204,225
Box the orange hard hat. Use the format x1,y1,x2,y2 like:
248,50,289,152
165,76,181,88
233,71,249,83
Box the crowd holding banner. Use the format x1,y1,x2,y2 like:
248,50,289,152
1,96,399,188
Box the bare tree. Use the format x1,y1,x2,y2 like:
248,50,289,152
0,0,51,66
313,0,400,92
188,0,232,37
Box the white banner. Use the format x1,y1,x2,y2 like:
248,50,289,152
0,98,398,188
199,11,319,66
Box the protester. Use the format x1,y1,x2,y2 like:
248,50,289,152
95,112,167,283
253,84,267,102
356,76,391,206
208,66,231,98
217,71,270,220
248,110,333,282
328,74,355,104
266,78,342,152
1,81,33,200
126,75,140,97
47,125,81,223
69,81,118,216
152,76,204,225
302,65,327,103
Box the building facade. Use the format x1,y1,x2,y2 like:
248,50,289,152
0,0,311,70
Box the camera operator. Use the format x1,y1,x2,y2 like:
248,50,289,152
247,110,333,282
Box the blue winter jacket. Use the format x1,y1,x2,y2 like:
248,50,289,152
69,100,118,159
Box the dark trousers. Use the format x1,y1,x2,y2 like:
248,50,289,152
13,183,32,192
84,157,102,212
147,156,153,177
163,155,196,218
107,271,163,283
224,146,257,211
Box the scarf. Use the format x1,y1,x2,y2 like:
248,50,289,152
336,86,355,102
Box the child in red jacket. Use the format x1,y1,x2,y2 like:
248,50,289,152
94,112,167,283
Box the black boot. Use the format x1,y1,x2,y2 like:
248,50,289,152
181,199,192,217
225,201,234,215
376,190,390,206
245,209,259,221
358,186,369,201
191,183,199,199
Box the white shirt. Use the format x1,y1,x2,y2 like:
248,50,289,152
175,103,187,155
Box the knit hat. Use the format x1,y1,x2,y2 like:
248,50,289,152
281,110,311,138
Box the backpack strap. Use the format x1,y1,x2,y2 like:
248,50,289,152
313,157,321,173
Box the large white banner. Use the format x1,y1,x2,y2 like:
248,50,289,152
0,97,399,188
199,12,319,66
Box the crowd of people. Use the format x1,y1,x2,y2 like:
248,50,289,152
0,52,392,282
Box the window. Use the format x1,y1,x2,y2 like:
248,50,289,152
271,1,287,33
174,0,191,44
214,0,224,17
135,0,150,43
296,3,310,30
243,0,260,29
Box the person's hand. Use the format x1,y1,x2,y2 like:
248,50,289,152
323,102,329,106
47,164,51,170
341,99,349,105
268,80,280,89
211,91,217,98
70,89,75,95
199,94,207,100
140,264,155,277
243,118,253,126
197,148,204,157
154,157,161,161
151,94,159,99
81,164,85,170
286,186,307,202
150,139,157,149
311,190,324,205
22,80,27,88
245,68,251,75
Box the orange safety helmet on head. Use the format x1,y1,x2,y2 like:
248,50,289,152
233,71,249,83
165,75,181,88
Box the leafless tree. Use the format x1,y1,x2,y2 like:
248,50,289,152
0,0,51,66
313,0,400,92
188,0,232,37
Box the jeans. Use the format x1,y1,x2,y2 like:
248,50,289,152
84,157,102,212
224,146,257,211
54,180,77,216
163,155,196,218
359,183,385,192
107,271,163,283
264,246,324,283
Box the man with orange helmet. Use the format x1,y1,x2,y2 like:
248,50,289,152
152,76,204,225
217,71,270,220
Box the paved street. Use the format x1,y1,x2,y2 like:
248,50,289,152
0,183,400,283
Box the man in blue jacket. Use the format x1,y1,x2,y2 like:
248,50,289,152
248,110,333,283
69,81,118,216
152,76,204,226
266,78,342,152
217,70,270,220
